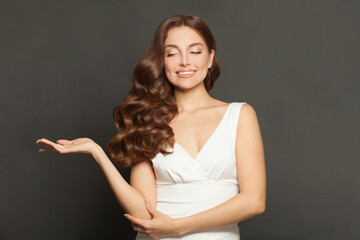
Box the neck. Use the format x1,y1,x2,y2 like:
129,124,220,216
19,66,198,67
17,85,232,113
173,83,215,112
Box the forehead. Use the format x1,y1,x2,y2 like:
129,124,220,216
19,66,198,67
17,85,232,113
164,26,206,46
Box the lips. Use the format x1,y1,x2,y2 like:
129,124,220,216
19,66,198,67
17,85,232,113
176,69,197,78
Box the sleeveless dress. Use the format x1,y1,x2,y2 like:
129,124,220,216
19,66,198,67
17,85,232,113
135,102,247,240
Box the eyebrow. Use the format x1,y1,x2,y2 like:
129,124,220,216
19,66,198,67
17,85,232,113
164,42,204,49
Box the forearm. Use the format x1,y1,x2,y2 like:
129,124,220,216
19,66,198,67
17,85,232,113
92,144,151,219
175,194,265,235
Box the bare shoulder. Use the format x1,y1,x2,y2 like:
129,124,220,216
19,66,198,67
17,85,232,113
239,103,258,120
237,103,261,132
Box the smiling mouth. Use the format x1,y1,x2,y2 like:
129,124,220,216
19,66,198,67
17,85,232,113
176,70,197,78
177,71,195,75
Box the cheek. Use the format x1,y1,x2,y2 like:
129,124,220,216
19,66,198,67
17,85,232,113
164,59,176,73
194,56,210,68
164,62,174,80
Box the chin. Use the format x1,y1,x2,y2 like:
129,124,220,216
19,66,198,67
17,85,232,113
173,81,204,90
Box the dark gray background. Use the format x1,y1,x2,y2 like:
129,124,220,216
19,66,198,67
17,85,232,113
1,0,359,239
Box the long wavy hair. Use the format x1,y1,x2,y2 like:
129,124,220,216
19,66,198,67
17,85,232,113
107,15,221,168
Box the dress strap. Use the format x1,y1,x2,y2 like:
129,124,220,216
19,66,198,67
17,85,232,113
230,102,247,142
233,102,247,129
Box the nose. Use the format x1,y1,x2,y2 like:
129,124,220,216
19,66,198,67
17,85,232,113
179,52,190,66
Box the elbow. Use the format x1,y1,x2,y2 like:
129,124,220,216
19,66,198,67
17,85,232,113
252,198,266,215
255,201,266,215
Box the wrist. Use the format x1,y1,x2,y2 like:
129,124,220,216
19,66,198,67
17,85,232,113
91,142,101,155
173,217,188,236
91,143,106,164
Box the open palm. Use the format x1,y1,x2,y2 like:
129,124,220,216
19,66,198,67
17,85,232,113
36,137,96,155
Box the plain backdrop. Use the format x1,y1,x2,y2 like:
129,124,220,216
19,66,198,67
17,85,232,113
1,0,359,239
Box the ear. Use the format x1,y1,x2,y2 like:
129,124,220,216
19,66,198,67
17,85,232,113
208,49,215,68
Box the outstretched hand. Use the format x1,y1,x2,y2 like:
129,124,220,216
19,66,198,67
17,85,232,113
125,200,180,240
36,137,97,155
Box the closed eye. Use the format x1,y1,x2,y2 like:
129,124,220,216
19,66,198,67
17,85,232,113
190,51,202,54
166,53,177,57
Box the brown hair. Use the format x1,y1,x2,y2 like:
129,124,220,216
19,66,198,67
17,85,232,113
107,15,220,168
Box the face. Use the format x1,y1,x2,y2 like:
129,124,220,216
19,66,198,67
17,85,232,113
163,26,215,90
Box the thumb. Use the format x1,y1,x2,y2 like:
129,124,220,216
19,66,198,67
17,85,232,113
145,199,157,218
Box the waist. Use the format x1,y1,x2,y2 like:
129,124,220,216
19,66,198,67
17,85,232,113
136,224,240,240
156,181,239,218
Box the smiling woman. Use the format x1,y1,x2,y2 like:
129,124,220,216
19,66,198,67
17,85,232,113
36,14,266,240
107,15,221,169
163,26,215,91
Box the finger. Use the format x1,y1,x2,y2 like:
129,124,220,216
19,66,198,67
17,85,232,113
36,139,60,148
51,143,67,153
145,199,157,218
39,146,56,152
39,140,66,153
37,139,74,155
36,138,53,145
57,139,73,145
36,139,56,148
36,138,48,143
131,223,146,233
124,214,146,228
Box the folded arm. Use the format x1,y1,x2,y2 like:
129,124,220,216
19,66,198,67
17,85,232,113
175,104,266,233
126,103,266,237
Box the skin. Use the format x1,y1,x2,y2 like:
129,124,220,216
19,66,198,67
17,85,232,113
36,26,266,240
163,26,214,95
126,26,266,238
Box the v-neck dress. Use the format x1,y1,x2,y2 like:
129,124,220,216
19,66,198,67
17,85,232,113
135,102,247,240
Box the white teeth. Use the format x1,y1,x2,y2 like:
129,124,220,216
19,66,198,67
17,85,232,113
178,71,194,75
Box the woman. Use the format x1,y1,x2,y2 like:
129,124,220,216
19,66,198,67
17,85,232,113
36,15,266,240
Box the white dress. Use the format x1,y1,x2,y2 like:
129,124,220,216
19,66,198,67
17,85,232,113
135,102,247,240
